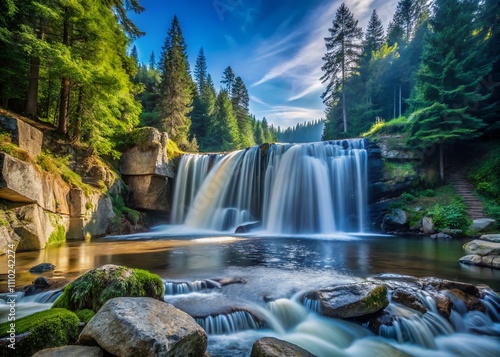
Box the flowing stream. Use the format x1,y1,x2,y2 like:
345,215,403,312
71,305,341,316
1,140,499,356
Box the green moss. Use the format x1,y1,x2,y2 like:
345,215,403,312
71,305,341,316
362,116,409,138
0,217,8,227
52,265,165,312
383,160,416,184
36,151,92,195
166,138,184,160
47,224,66,247
0,308,79,357
0,131,30,161
110,192,141,225
362,285,388,311
75,309,95,323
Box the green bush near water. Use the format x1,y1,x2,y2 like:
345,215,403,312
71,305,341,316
0,308,79,357
52,265,164,312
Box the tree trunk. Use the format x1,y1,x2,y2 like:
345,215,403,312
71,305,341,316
24,56,40,119
342,89,347,132
439,143,445,182
72,87,83,142
58,9,70,135
58,77,70,134
399,81,402,117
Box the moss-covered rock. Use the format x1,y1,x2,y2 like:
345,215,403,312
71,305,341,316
75,309,95,323
0,308,79,357
52,264,164,312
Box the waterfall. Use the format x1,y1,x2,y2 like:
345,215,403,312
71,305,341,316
171,140,368,234
196,311,261,334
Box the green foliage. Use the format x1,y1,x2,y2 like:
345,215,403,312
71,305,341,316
205,90,241,151
110,192,141,225
428,202,470,230
52,265,164,312
75,309,95,323
383,160,416,183
0,131,30,161
47,224,66,247
362,116,409,137
0,308,79,357
468,145,500,201
36,151,92,195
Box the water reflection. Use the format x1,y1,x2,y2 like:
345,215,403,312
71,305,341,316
1,235,499,293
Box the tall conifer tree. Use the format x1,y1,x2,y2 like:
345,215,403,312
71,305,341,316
158,16,194,146
409,0,490,181
321,3,362,133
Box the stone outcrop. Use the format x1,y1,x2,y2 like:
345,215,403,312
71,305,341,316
365,139,417,232
251,337,317,357
67,188,115,239
302,282,388,319
0,153,70,214
0,115,43,158
119,127,174,215
78,297,207,357
381,208,409,232
459,234,500,269
469,218,496,232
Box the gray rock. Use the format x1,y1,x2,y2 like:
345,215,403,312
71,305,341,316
459,254,500,269
119,127,175,178
0,153,70,214
459,254,484,265
29,263,56,273
251,337,317,357
32,345,103,357
479,234,500,243
79,297,207,357
123,175,171,212
469,218,496,232
381,209,408,232
0,115,43,158
302,282,388,319
421,216,434,234
430,232,452,239
463,240,500,256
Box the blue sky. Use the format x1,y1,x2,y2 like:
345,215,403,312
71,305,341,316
129,0,399,129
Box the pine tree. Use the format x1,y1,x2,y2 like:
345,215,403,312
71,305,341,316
192,74,216,150
364,10,385,57
206,90,240,151
194,48,208,92
149,51,156,70
387,0,428,46
158,16,195,146
409,0,490,181
221,66,235,92
130,45,139,65
231,76,254,148
321,3,363,133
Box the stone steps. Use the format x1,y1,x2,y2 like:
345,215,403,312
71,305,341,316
448,172,486,220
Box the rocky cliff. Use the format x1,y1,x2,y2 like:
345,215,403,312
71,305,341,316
0,114,116,254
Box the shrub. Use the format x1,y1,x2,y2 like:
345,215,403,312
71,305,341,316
0,308,79,357
428,202,470,230
75,309,95,323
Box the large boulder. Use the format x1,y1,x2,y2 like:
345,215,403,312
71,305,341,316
381,209,409,232
421,216,434,234
463,239,500,256
251,337,317,357
469,218,496,232
0,115,43,158
459,254,500,269
78,297,207,357
479,234,500,243
119,127,174,177
52,264,164,312
302,282,388,319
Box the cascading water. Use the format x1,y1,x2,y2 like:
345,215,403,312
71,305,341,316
170,140,368,234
